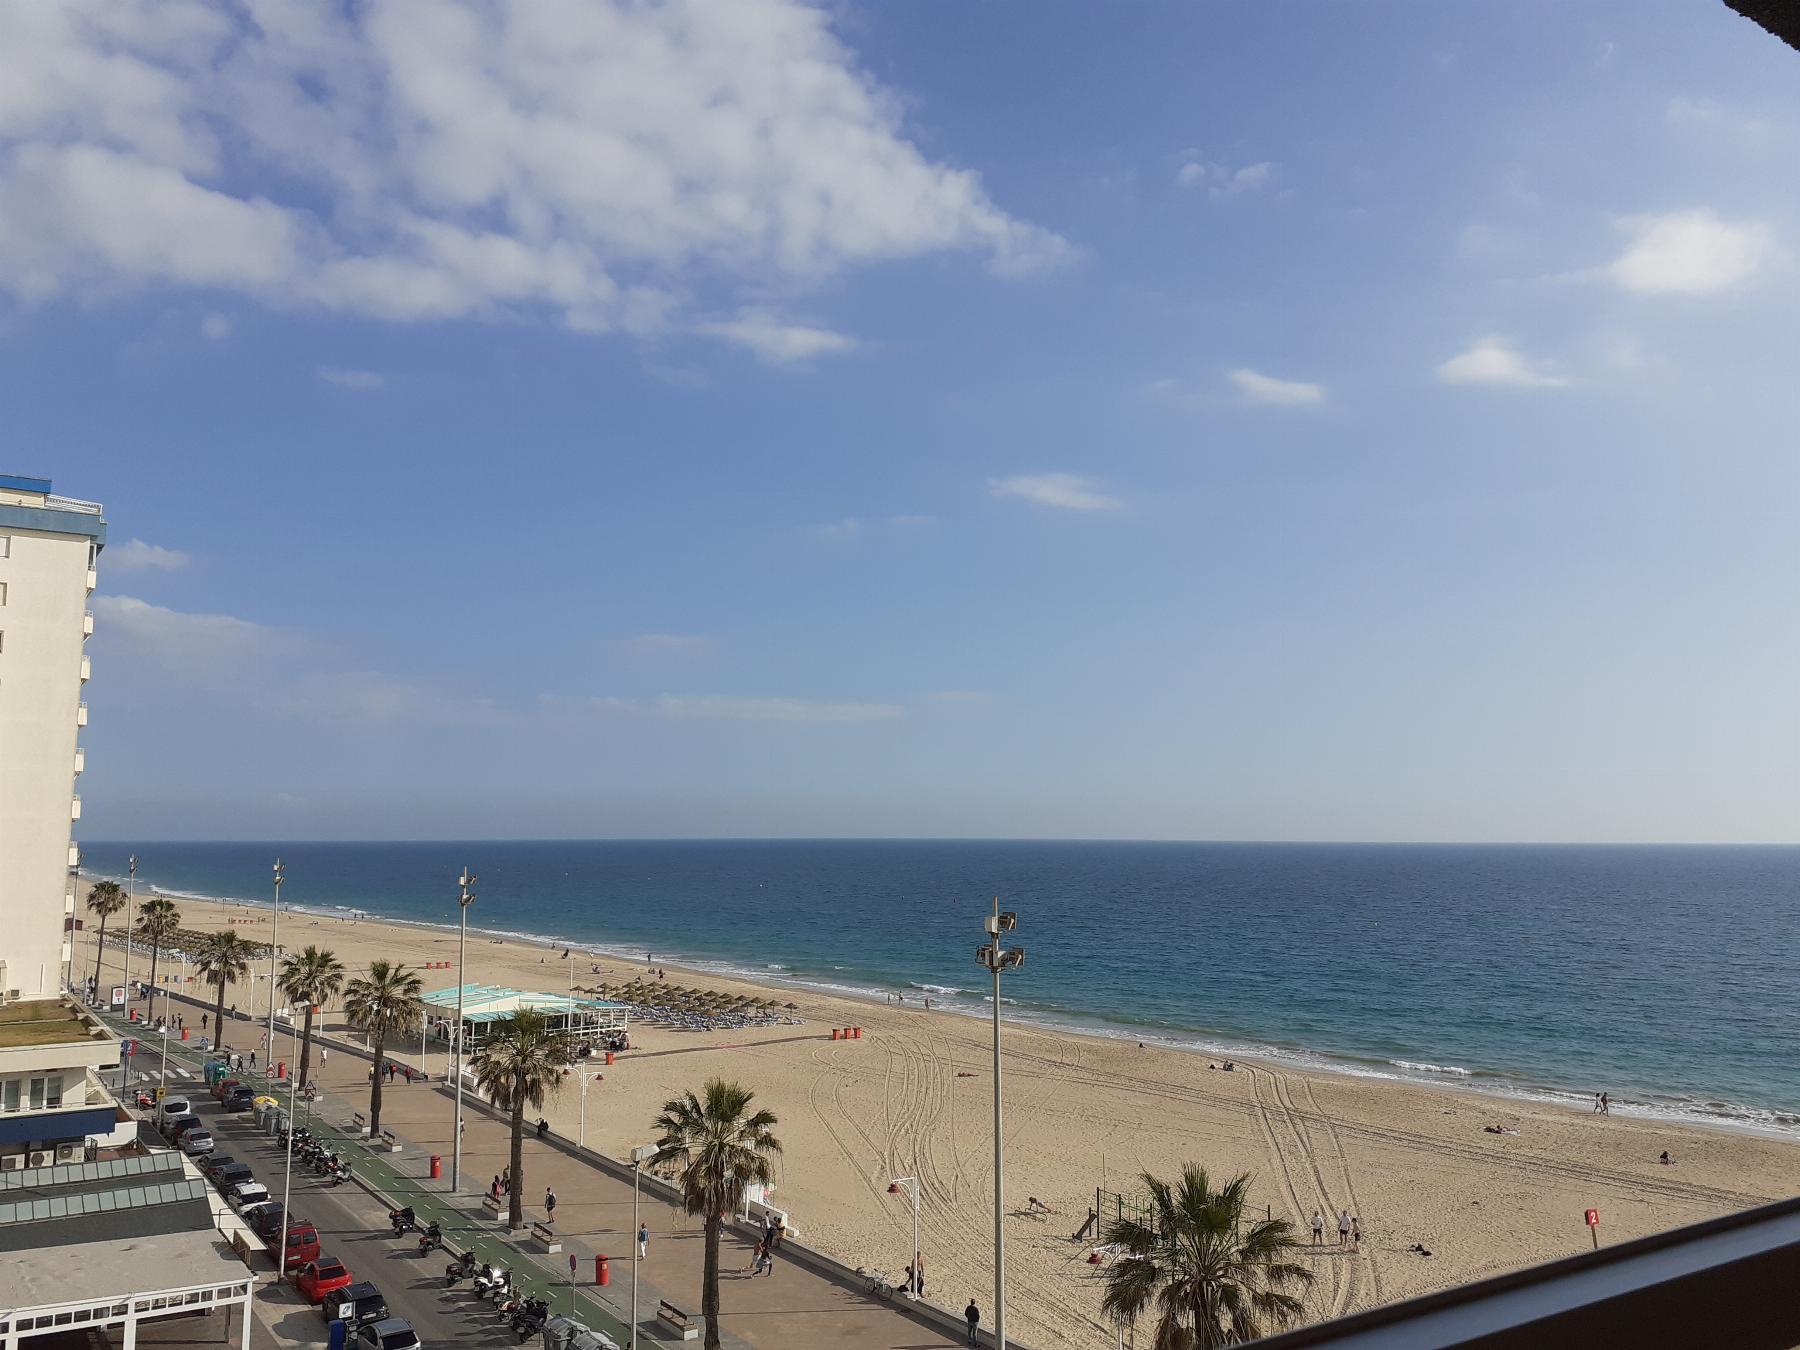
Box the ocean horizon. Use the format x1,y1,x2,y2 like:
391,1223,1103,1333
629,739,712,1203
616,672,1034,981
78,838,1800,1138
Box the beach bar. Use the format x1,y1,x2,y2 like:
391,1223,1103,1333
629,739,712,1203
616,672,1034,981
421,984,628,1053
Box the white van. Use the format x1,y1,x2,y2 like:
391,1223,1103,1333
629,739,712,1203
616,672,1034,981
154,1096,191,1124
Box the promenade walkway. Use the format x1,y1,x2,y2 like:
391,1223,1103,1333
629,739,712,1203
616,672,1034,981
118,994,974,1350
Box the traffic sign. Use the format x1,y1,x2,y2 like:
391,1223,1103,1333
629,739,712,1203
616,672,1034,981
1585,1208,1599,1227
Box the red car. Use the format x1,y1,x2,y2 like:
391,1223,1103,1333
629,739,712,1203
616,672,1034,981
278,1221,321,1267
293,1258,353,1304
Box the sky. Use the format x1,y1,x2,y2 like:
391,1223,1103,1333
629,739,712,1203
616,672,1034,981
3,0,1797,843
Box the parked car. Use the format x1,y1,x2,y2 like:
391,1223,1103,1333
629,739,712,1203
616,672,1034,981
180,1129,215,1157
246,1203,287,1238
282,1223,322,1268
227,1181,271,1211
354,1319,422,1350
212,1163,255,1191
320,1283,388,1328
200,1154,237,1177
294,1258,354,1304
153,1096,191,1125
222,1087,256,1112
161,1114,204,1142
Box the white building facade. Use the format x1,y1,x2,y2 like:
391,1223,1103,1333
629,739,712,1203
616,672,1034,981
0,474,103,1001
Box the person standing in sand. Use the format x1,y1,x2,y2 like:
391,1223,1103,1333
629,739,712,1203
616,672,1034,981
1339,1210,1351,1246
1311,1210,1324,1245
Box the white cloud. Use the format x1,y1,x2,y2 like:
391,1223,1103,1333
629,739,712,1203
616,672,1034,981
698,310,856,366
626,634,712,657
889,514,934,528
106,538,191,572
1176,159,1277,199
987,473,1120,512
0,2,1067,340
318,366,385,389
1229,367,1325,406
576,693,902,724
1436,337,1571,389
814,517,863,539
200,312,232,340
1606,210,1770,296
90,593,299,674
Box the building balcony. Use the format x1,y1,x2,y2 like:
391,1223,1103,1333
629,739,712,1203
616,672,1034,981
75,703,87,727
66,844,79,870
85,568,97,592
69,798,81,822
79,655,90,683
73,748,84,776
82,612,94,638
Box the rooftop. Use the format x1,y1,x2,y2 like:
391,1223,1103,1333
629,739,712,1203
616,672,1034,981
0,1002,109,1050
422,983,629,1017
0,1228,245,1313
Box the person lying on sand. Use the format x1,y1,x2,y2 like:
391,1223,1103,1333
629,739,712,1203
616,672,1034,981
1408,1243,1433,1257
1027,1197,1054,1214
1482,1124,1519,1135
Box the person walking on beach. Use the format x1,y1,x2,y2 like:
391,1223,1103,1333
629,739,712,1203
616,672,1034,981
1311,1210,1324,1245
1339,1210,1352,1246
637,1223,649,1260
1600,1092,1611,1115
1352,1215,1362,1246
964,1300,981,1346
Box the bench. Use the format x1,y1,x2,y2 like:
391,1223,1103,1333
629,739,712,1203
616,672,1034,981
656,1301,699,1341
530,1220,561,1253
482,1192,505,1217
350,1111,367,1137
365,1128,401,1153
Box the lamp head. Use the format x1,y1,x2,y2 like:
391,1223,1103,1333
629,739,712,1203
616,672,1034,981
888,1181,902,1195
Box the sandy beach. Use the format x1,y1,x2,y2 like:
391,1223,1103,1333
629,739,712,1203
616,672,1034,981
90,893,1800,1348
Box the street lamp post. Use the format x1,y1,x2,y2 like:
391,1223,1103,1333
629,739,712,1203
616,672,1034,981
576,1064,604,1150
976,898,1024,1350
124,854,137,1010
450,868,475,1191
157,1016,170,1102
888,1176,922,1299
278,1010,301,1283
629,1142,658,1350
268,860,284,1064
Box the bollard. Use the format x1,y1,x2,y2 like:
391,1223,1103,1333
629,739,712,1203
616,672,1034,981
595,1254,610,1286
277,1061,287,1079
430,1154,442,1180
604,1051,615,1066
830,1028,839,1041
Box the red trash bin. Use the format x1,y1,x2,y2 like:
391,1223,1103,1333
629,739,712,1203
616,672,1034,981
604,1051,614,1066
181,1027,190,1041
595,1254,610,1286
429,1155,442,1180
277,1061,287,1079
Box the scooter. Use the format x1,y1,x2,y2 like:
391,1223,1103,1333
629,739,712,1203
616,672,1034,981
388,1205,417,1237
416,1221,443,1255
478,1266,514,1305
444,1251,478,1287
328,1160,352,1186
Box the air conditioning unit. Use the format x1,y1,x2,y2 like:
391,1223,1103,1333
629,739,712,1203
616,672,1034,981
27,1151,52,1169
0,1154,22,1172
54,1143,80,1163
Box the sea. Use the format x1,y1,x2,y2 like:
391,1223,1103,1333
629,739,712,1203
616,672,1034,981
78,840,1800,1138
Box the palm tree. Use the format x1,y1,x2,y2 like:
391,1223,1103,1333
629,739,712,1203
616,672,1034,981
1099,1166,1314,1349
651,1079,783,1350
84,881,126,991
279,946,345,1089
470,1009,574,1230
194,931,255,1050
133,897,181,1023
344,961,424,1136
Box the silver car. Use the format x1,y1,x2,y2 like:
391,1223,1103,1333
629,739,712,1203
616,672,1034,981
354,1319,422,1350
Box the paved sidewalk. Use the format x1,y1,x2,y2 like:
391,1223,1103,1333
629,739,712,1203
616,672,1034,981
117,996,971,1350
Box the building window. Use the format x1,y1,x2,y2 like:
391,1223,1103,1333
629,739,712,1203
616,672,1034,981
28,1078,45,1110
0,535,8,557
2,1080,18,1112
0,582,6,605
45,1076,63,1109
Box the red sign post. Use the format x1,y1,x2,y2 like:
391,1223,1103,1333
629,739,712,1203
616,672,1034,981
1585,1208,1600,1249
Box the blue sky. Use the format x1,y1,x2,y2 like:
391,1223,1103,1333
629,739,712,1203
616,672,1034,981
4,1,1796,842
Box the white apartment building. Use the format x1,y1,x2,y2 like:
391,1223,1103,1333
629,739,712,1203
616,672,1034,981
0,474,103,1000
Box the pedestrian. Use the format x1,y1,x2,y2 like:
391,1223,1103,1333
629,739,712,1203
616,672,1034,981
1338,1210,1351,1247
965,1299,981,1347
202,1013,209,1032
491,1175,501,1200
249,1049,257,1070
1593,1092,1603,1114
544,1187,557,1224
1311,1210,1324,1245
1352,1215,1362,1246
774,1218,786,1250
743,1239,764,1276
536,1117,548,1139
638,1223,648,1260
367,1065,376,1083
1601,1093,1611,1115
501,1165,511,1194
320,1047,327,1065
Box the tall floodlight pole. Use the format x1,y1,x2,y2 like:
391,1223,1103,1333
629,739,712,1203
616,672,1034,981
278,1012,301,1282
124,854,138,1009
888,1176,922,1298
268,860,284,1065
450,868,476,1191
976,898,1024,1350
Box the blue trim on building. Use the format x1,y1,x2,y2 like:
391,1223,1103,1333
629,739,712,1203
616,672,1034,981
0,503,107,547
0,474,53,493
0,1106,117,1146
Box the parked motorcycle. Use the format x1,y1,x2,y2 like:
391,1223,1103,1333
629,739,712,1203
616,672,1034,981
475,1264,513,1304
444,1251,478,1288
328,1161,352,1186
388,1205,417,1237
416,1221,443,1255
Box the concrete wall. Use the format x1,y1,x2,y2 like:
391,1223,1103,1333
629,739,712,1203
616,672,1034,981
0,495,98,999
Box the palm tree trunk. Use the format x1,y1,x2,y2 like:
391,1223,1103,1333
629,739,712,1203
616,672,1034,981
702,1215,722,1350
369,1027,387,1135
214,979,228,1050
509,1089,526,1230
93,915,108,991
147,943,161,1020
299,1004,315,1087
